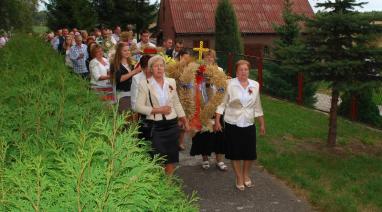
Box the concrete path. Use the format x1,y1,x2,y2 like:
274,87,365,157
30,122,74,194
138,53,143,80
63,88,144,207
314,93,382,116
313,93,341,112
175,136,313,212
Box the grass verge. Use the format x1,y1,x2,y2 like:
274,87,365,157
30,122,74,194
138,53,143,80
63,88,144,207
258,96,382,211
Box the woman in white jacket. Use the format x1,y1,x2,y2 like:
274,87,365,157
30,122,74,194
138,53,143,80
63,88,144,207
135,55,189,175
214,60,266,191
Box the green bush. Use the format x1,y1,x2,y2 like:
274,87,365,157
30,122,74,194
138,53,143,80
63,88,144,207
0,35,197,211
339,89,382,128
262,61,317,106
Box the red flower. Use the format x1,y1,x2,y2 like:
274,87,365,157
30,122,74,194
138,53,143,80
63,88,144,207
248,88,253,95
196,65,206,84
198,65,206,73
169,85,174,92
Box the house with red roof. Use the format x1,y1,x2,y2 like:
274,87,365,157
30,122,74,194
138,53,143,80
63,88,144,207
157,0,314,57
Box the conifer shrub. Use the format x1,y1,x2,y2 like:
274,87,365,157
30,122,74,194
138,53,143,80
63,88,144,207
215,0,244,75
0,35,197,211
338,89,382,128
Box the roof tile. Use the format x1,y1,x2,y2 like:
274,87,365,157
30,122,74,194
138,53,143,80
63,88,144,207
168,0,314,33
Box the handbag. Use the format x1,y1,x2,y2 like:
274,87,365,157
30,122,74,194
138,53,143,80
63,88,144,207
138,117,154,140
138,80,155,140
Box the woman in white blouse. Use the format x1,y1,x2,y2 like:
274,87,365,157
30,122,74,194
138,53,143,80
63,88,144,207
214,60,266,191
89,45,114,102
89,45,111,88
135,55,189,175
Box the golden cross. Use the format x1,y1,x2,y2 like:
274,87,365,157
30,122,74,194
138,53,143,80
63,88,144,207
193,41,209,61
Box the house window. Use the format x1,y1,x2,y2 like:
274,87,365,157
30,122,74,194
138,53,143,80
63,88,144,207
264,45,270,57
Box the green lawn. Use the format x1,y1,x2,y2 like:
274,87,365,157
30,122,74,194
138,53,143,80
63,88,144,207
373,88,382,105
32,25,49,34
258,96,382,212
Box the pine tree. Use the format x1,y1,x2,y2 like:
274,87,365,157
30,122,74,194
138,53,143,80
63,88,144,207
267,0,317,106
303,0,382,146
215,0,244,73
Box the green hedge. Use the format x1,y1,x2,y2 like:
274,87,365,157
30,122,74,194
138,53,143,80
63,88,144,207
339,89,382,129
0,35,197,211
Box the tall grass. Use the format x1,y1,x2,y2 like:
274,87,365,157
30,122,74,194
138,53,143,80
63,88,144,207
0,35,197,211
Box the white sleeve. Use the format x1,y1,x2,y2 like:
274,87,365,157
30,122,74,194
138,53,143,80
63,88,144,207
90,61,101,81
130,76,139,111
254,92,264,117
216,80,231,115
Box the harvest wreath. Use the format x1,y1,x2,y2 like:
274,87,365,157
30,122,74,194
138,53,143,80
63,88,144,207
166,60,227,132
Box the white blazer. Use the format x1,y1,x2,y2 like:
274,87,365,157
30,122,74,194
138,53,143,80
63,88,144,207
135,77,185,121
216,78,264,127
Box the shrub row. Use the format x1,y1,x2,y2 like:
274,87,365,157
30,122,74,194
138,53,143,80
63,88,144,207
0,35,197,211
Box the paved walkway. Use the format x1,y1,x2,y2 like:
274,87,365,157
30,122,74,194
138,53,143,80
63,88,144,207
314,93,382,116
175,135,313,212
313,93,341,112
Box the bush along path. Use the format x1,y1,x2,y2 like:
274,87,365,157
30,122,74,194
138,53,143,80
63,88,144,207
0,35,197,211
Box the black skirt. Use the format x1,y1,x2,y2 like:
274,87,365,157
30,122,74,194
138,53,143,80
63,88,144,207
190,130,225,156
151,118,180,164
224,122,257,160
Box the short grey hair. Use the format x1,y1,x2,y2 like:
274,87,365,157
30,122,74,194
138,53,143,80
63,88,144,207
148,55,165,72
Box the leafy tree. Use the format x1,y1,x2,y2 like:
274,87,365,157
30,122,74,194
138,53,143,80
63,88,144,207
92,0,115,27
46,0,97,30
266,0,317,106
302,0,382,146
0,0,38,31
34,11,48,26
131,0,158,38
215,0,244,73
93,0,158,36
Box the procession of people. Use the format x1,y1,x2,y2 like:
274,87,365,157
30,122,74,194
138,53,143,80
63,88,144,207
46,26,266,191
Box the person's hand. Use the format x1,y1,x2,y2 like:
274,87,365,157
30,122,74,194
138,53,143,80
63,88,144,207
259,125,266,136
214,121,222,132
161,106,171,115
178,117,190,131
133,65,142,74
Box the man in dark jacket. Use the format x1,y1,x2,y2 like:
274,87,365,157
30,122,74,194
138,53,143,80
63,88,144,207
166,39,184,59
58,28,69,55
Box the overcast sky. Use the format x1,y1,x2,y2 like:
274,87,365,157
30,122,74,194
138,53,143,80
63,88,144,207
308,0,382,12
39,0,382,12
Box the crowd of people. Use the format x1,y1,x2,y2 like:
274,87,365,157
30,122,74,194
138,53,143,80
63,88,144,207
45,25,266,191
